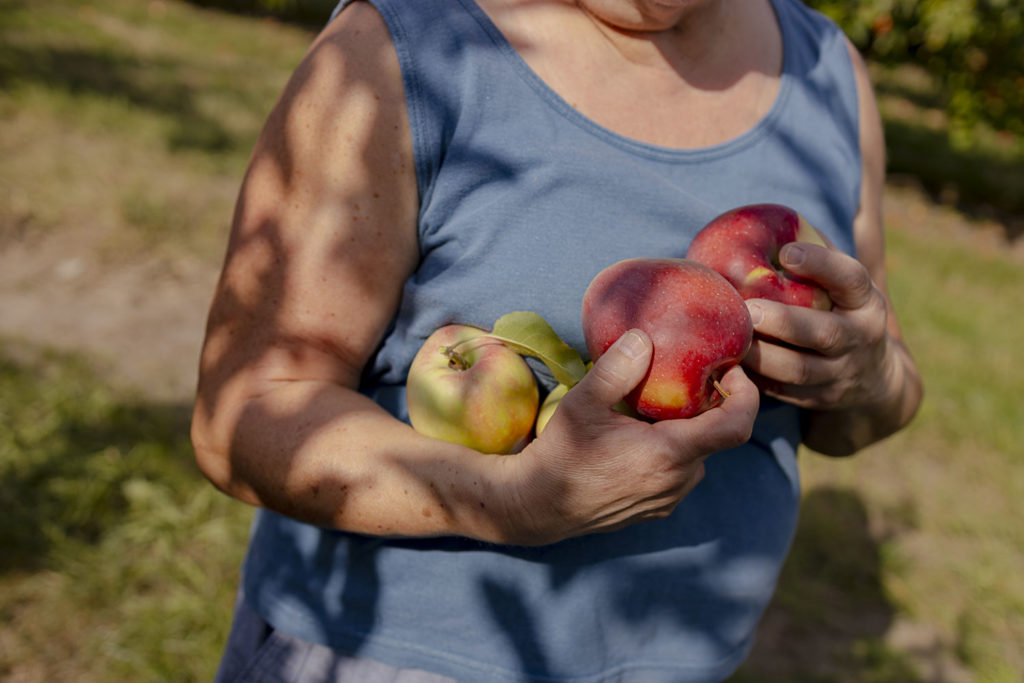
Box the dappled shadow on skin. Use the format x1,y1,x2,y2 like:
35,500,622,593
184,2,830,675
731,485,920,682
189,2,527,657
186,1,911,676
0,43,235,153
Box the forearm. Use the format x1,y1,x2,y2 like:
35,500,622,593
801,333,922,456
192,379,518,543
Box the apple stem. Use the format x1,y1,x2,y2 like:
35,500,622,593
712,379,731,399
444,335,507,364
439,346,470,371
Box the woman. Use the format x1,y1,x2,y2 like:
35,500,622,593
192,0,922,680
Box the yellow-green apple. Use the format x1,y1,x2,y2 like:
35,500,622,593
686,203,833,309
534,383,569,436
581,258,753,421
534,363,637,436
406,324,539,454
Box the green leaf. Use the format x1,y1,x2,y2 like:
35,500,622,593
487,311,586,387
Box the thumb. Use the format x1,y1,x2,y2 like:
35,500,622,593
573,329,652,409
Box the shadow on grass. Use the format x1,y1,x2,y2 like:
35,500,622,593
182,0,336,28
731,486,921,682
872,77,946,114
0,41,236,154
0,341,201,574
884,120,1024,242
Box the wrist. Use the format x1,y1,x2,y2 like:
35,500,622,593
864,332,914,425
482,444,570,547
802,332,922,456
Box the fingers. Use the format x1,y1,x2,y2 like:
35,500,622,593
744,336,834,386
569,329,652,410
746,292,886,358
656,365,759,455
743,287,890,411
747,299,847,356
779,243,876,311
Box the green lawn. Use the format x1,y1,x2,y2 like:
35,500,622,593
735,191,1024,682
0,343,253,681
2,1,1022,681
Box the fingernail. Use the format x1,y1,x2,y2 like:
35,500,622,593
618,330,647,360
781,243,805,267
747,302,763,326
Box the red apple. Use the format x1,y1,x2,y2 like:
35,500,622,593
686,203,832,310
581,258,753,421
406,324,539,454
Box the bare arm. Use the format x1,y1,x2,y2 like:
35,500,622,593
798,41,922,454
191,2,761,546
190,4,513,540
741,40,923,456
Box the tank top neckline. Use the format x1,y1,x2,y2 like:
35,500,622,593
454,0,795,162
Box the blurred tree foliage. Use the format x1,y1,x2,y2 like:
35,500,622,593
196,0,1023,149
807,0,1024,147
188,0,337,26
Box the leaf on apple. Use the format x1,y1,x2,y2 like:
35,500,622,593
486,311,587,387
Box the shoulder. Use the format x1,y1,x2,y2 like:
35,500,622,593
305,1,397,82
842,36,885,188
773,0,854,74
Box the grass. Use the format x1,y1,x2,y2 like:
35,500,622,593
0,0,312,258
1,1,1023,681
0,340,253,682
734,187,1024,682
872,62,1024,239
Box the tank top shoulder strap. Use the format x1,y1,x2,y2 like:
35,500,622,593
773,0,860,174
330,0,511,206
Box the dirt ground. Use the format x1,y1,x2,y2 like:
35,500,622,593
1,180,1014,682
1,180,1017,409
0,224,220,403
2,179,1020,409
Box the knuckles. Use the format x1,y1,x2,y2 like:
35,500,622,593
813,319,846,356
720,417,756,448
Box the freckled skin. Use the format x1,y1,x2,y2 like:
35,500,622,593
687,203,832,310
581,258,753,420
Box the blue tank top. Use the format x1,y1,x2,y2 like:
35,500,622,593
241,0,861,680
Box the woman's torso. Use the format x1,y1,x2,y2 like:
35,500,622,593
241,0,862,680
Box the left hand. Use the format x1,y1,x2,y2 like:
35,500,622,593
741,241,895,412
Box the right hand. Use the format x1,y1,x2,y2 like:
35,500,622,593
500,329,759,545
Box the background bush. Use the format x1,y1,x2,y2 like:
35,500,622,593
193,0,1024,149
807,0,1024,147
187,0,337,25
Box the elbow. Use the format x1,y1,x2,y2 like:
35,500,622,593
190,398,265,511
803,431,862,458
190,403,237,497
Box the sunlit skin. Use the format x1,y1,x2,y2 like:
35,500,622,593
477,0,782,149
190,0,920,548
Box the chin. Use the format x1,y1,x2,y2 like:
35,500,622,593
578,0,717,32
